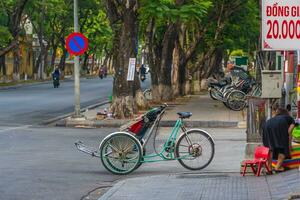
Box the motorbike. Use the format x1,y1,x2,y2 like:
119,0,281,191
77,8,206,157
99,69,104,79
53,77,60,88
207,77,247,111
207,77,232,101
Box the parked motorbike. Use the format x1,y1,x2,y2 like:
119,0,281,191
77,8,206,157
207,77,247,111
208,77,232,101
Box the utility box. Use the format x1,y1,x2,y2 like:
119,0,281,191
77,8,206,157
261,70,282,98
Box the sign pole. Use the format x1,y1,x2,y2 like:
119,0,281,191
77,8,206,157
73,0,81,118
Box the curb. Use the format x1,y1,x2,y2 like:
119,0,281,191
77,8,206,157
44,100,110,125
98,180,126,200
56,119,239,128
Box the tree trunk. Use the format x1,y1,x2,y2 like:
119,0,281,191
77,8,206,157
51,45,58,69
135,72,148,109
34,51,41,79
59,48,67,74
179,62,187,95
149,45,161,103
159,24,177,101
223,50,230,70
0,55,6,76
43,44,50,78
145,18,161,103
91,54,95,75
172,41,180,97
207,47,223,79
13,43,20,81
105,0,147,118
83,52,89,73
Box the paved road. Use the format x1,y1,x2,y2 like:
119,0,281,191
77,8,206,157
0,78,112,126
0,126,245,200
0,76,150,126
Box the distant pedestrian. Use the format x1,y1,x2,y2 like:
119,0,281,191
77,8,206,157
262,107,295,172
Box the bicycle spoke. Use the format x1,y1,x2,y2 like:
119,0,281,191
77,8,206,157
176,130,214,170
108,142,119,153
179,144,190,147
100,133,141,175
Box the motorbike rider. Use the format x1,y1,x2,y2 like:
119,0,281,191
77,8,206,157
140,64,146,82
52,66,61,88
99,66,104,79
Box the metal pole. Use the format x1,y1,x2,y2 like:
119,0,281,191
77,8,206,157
73,0,81,118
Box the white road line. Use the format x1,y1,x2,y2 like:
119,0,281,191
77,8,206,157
0,125,31,133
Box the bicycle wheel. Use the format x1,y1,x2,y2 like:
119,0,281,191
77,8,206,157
226,90,246,111
99,132,142,175
209,89,218,100
143,89,153,100
175,129,215,170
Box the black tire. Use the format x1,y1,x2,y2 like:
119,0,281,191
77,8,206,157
134,146,146,170
209,89,218,100
175,129,215,170
99,132,142,175
226,90,246,111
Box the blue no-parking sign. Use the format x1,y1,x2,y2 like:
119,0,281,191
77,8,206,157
66,32,88,56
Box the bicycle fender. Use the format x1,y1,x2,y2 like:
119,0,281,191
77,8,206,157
99,131,143,154
184,129,215,145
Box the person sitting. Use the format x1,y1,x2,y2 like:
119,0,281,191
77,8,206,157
262,107,295,172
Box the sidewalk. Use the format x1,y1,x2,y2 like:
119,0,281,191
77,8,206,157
161,95,245,128
58,94,246,128
99,169,300,200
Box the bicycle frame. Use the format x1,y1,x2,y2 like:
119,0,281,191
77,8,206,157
141,117,186,163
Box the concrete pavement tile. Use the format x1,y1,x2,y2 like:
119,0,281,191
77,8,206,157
100,173,298,200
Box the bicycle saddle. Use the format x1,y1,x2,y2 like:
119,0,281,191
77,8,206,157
177,112,192,119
